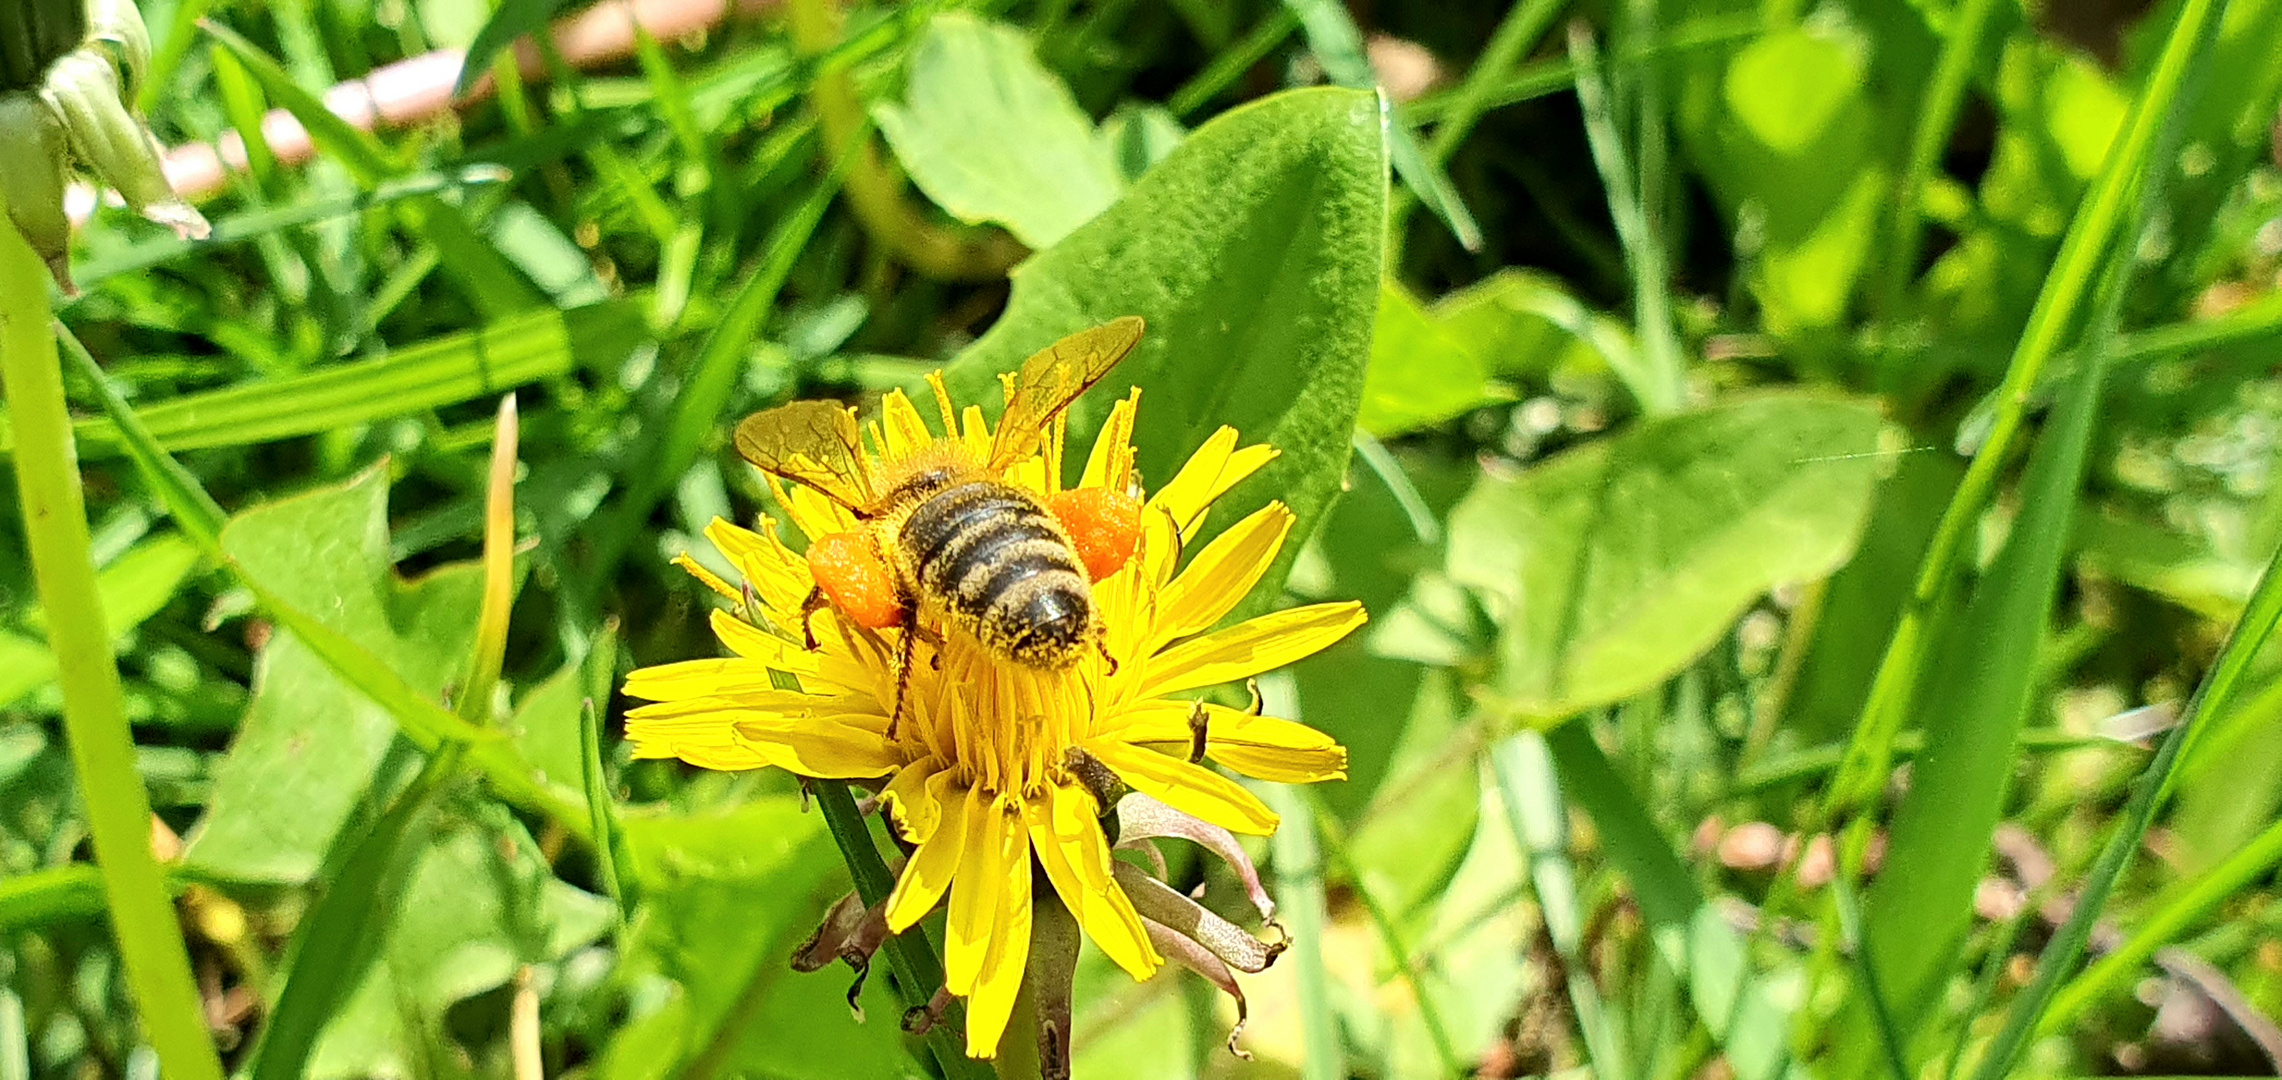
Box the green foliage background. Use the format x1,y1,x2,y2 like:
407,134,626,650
5,0,2282,1077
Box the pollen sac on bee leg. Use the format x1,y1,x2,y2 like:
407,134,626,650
791,890,890,1020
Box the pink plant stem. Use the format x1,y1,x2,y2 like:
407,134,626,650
70,0,775,224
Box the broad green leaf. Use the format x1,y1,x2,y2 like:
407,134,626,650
873,13,1124,249
0,534,201,709
1,303,643,457
941,87,1388,600
185,468,490,883
1687,26,1883,334
616,798,920,1079
1359,282,1502,437
307,816,612,1080
1449,393,1885,719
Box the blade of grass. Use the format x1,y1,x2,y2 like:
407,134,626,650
0,202,223,1080
1403,14,1757,123
63,166,511,295
458,395,521,726
2045,814,2282,1029
1539,721,1799,1080
455,0,575,98
1492,732,1632,1078
1567,22,1684,415
1260,781,1344,1080
590,166,842,577
811,780,991,1080
1968,529,2282,1079
1283,0,1484,252
1166,8,1299,119
12,303,641,457
0,865,107,933
580,617,633,927
51,323,593,842
1732,730,2116,793
1427,0,1567,163
1818,0,2230,837
1860,313,2108,1036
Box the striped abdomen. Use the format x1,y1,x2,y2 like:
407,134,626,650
899,479,1092,668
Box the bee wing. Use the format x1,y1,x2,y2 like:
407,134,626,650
733,399,875,511
988,316,1145,472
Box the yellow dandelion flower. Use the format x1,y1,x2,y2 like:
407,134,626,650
623,379,1362,1065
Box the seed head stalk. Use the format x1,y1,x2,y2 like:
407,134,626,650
0,200,223,1080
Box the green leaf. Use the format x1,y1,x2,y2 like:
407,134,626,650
873,13,1124,250
184,467,525,883
616,797,923,1080
1358,282,1503,438
1432,269,1638,382
941,86,1388,597
307,816,612,1080
1449,393,1885,719
3,303,644,457
1692,26,1885,334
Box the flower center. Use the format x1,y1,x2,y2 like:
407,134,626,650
910,629,1098,798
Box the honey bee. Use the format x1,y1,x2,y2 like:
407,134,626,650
733,317,1148,727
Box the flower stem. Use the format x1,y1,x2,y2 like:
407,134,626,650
812,780,993,1080
0,207,223,1080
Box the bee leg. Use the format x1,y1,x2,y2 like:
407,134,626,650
798,587,829,651
1092,629,1119,677
887,623,917,741
1185,699,1210,765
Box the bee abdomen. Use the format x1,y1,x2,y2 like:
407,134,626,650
904,481,1092,667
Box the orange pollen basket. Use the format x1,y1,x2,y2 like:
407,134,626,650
806,532,904,629
1047,486,1143,582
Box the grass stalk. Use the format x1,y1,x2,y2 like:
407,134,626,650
1967,523,2282,1078
1568,21,1684,415
1818,0,2228,835
0,211,223,1080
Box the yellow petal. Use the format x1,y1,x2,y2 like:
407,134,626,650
960,404,991,458
1152,502,1293,646
880,389,934,457
1139,602,1366,699
1084,741,1280,835
729,716,898,778
1028,784,1161,980
704,517,813,616
1079,388,1141,491
887,778,974,931
1105,700,1349,784
621,658,786,701
881,757,949,844
708,608,818,673
1150,428,1281,540
943,789,998,994
672,553,740,601
965,797,1033,1059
